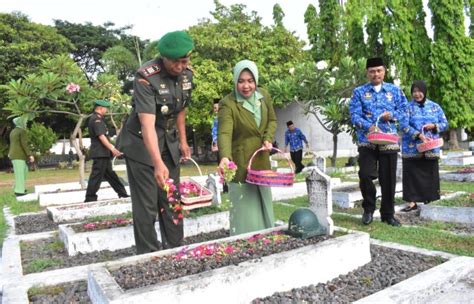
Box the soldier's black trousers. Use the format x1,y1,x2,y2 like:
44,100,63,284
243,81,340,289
126,152,183,254
358,147,397,217
84,158,128,202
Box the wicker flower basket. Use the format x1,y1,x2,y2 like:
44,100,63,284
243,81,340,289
180,158,213,210
417,124,443,152
246,147,295,187
367,114,399,145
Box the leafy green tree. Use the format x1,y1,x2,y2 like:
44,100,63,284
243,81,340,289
54,20,146,82
343,0,367,60
272,4,285,27
429,0,474,148
0,12,72,153
304,1,344,66
27,122,58,156
185,1,307,144
101,45,139,82
2,55,129,187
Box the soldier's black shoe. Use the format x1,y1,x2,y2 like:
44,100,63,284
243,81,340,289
119,194,130,198
381,216,401,227
362,212,373,225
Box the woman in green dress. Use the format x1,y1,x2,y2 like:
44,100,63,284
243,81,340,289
217,59,277,236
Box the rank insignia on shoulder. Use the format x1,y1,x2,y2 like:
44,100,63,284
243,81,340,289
364,92,372,99
139,64,161,77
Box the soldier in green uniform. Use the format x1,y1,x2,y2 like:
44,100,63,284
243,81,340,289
117,31,194,254
84,100,129,202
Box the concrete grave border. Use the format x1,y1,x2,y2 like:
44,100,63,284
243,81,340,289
59,211,229,256
87,227,371,303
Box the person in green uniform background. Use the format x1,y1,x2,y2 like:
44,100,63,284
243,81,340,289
8,116,34,197
117,31,193,254
84,100,129,202
218,59,277,236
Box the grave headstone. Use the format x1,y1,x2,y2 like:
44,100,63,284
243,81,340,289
206,173,222,205
305,166,334,235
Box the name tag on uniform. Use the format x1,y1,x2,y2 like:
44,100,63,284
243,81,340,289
182,82,192,90
159,89,170,95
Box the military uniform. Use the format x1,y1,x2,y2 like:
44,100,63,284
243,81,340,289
84,111,128,202
118,57,193,253
349,81,408,219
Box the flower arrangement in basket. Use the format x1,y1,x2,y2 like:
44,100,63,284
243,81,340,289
246,147,295,187
367,113,399,145
164,159,222,224
417,124,443,153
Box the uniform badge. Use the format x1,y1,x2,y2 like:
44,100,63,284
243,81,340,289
159,89,170,95
364,92,372,99
409,143,415,148
366,112,372,118
161,105,169,114
385,92,393,101
182,82,192,90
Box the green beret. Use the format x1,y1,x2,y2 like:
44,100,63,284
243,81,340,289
94,100,111,107
158,31,194,60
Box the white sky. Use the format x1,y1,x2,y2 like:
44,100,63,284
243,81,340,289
0,0,315,43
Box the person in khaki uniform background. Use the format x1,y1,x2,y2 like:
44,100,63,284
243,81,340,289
218,59,277,236
8,116,34,196
84,100,129,202
117,31,193,254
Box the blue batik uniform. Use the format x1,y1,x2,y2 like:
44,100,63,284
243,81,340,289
211,117,218,145
349,82,408,152
284,128,308,152
400,99,448,159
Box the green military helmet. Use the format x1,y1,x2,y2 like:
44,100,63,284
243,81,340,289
288,208,326,239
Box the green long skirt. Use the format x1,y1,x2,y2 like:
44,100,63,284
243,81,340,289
12,159,28,194
228,182,275,236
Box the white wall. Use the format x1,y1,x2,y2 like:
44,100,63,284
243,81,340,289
49,138,91,154
274,102,357,158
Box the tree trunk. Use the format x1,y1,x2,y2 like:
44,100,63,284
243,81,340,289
331,131,338,168
70,116,86,188
449,129,459,150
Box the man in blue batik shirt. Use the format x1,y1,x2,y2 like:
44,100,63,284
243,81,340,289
349,57,408,227
284,121,309,174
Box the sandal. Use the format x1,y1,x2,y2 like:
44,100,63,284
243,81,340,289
401,203,417,212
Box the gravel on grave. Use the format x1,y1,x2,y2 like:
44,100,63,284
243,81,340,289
21,229,230,274
112,233,332,290
14,212,65,235
397,209,474,234
30,244,445,304
29,281,90,304
252,244,445,303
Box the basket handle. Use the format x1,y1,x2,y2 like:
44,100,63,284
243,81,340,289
375,113,395,133
247,147,294,172
420,124,433,140
181,158,203,196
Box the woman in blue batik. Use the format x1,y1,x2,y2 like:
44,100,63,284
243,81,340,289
400,80,448,212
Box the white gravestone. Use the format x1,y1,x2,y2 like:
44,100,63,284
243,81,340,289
206,173,222,205
305,166,334,235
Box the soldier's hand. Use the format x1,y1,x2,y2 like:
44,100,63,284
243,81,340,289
180,142,191,160
381,111,391,121
154,163,169,189
111,147,122,157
